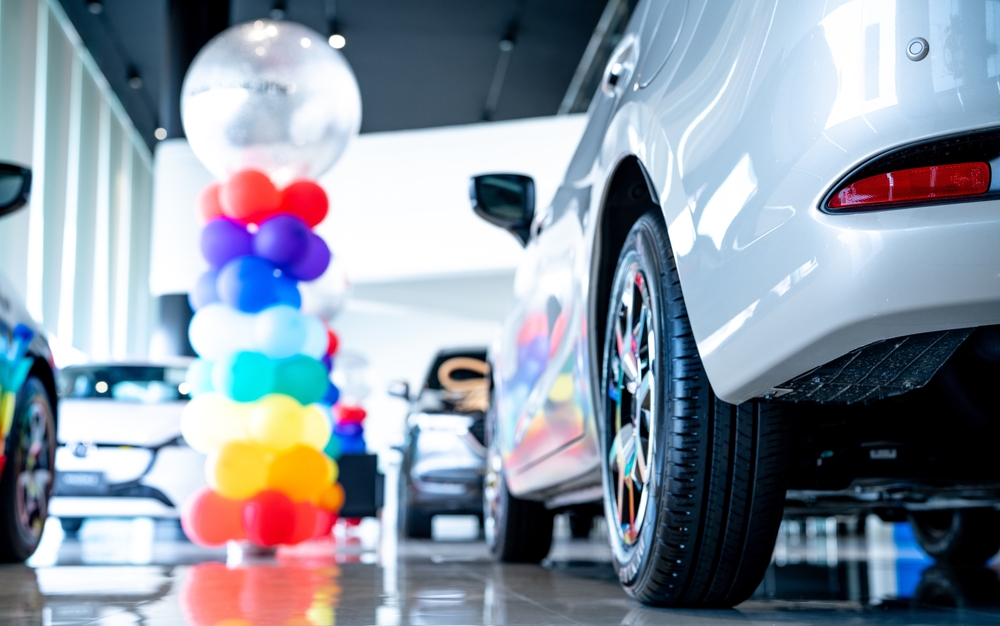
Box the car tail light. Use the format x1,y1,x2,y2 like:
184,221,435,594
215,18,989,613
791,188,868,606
828,162,991,210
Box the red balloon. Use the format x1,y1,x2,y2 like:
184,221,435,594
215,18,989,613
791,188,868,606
338,405,366,424
326,328,339,356
181,487,246,546
313,508,336,538
288,501,319,545
220,170,281,223
280,180,329,227
242,490,297,547
196,182,224,224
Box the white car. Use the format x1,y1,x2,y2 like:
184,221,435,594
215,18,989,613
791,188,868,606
50,362,204,532
472,0,1000,608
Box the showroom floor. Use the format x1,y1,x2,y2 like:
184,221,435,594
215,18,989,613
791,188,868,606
3,511,1000,625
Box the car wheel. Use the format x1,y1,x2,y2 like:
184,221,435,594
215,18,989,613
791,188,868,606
600,213,790,607
59,517,84,536
909,508,1000,565
568,512,593,539
404,507,433,539
484,403,553,563
0,376,56,562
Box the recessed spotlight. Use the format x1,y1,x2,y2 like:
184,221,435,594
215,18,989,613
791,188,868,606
154,127,167,140
95,381,108,393
254,20,264,29
328,34,346,49
256,46,266,56
127,68,142,89
87,0,103,15
300,37,312,48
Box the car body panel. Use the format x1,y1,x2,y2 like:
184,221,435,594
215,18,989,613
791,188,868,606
493,0,1000,498
57,399,186,447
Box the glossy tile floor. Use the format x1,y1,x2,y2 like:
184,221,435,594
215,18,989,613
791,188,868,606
4,497,1000,624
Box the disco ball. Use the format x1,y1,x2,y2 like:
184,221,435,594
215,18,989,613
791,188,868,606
182,20,362,184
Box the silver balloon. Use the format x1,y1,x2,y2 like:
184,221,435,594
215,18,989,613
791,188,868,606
181,20,362,184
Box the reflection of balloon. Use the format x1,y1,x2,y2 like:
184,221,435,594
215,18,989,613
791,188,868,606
266,445,329,501
189,304,254,360
201,218,252,269
248,394,304,451
254,305,308,359
190,270,220,310
550,312,568,357
280,181,329,227
274,355,328,405
181,487,246,546
287,233,330,281
196,182,224,223
243,490,296,546
219,170,281,223
181,563,247,626
216,256,282,313
300,403,333,449
214,351,277,402
181,393,250,453
207,441,270,499
254,214,309,266
518,312,548,345
181,20,362,183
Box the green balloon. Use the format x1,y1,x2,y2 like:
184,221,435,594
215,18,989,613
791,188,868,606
213,351,277,402
274,355,329,405
323,432,341,460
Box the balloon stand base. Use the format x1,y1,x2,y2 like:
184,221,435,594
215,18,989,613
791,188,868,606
227,540,278,566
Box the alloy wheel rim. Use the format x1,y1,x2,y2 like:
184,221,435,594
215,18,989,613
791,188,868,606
16,398,52,541
606,262,656,547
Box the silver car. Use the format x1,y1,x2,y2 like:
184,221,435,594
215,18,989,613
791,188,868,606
473,0,1000,607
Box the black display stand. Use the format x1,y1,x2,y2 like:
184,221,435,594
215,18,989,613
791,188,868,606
337,453,383,519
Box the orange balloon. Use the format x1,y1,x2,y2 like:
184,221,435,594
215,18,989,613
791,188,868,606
318,482,345,512
196,182,224,224
181,486,246,546
219,169,281,223
266,445,330,502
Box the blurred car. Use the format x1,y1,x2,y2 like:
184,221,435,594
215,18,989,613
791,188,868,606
0,162,59,562
395,348,489,538
50,362,204,533
472,0,1000,608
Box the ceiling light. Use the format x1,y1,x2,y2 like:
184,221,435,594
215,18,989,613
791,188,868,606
328,33,346,49
154,127,167,140
300,37,312,48
127,67,142,89
87,0,103,15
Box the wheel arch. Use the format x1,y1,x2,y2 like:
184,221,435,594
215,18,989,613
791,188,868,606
29,357,58,429
588,155,664,403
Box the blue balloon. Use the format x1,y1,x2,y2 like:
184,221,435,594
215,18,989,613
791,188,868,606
274,275,302,308
216,256,280,313
321,382,340,406
189,270,219,311
337,433,366,455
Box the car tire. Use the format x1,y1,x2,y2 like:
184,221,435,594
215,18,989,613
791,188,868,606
909,508,1000,566
568,512,593,539
0,376,56,563
59,517,84,536
484,402,553,563
600,213,790,607
405,507,433,539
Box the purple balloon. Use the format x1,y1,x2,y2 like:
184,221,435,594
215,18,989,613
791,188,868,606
189,270,219,310
287,233,331,281
201,218,252,269
254,214,310,266
334,421,363,438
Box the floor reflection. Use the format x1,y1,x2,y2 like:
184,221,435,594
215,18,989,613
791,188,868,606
0,511,998,624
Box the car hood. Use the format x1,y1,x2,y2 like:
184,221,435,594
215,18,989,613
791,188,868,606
57,399,186,447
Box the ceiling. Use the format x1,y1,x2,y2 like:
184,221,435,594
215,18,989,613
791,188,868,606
56,0,611,150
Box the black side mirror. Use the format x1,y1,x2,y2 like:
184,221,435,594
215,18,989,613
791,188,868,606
470,174,535,247
0,163,31,218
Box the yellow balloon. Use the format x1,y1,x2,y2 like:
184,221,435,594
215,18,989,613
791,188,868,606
181,393,250,453
266,445,329,502
300,404,332,449
206,441,270,499
248,394,304,451
324,456,339,484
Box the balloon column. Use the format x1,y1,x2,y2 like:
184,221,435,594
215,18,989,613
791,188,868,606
177,19,362,548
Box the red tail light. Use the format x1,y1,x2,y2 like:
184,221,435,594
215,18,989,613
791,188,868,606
828,162,991,210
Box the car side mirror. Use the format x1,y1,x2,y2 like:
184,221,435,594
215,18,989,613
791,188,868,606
470,174,535,247
0,163,31,218
387,380,411,401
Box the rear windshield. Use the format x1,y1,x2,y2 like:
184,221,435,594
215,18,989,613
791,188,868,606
58,366,190,402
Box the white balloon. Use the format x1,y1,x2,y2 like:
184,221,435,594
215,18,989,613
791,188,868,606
188,304,255,360
302,315,329,359
181,20,362,185
253,305,308,359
